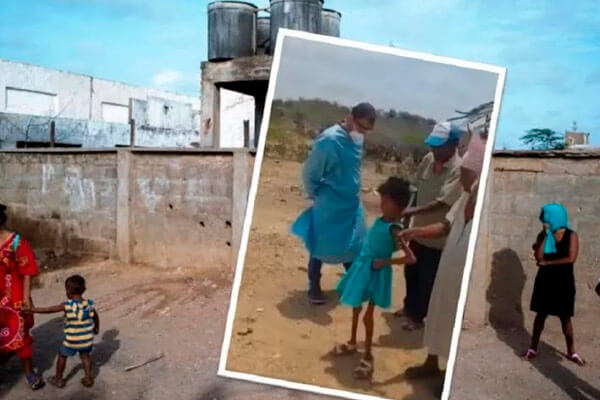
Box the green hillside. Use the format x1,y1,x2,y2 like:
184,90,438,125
267,98,434,148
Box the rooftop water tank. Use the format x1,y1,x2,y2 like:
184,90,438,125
256,16,271,55
320,8,341,37
269,0,323,52
208,1,258,61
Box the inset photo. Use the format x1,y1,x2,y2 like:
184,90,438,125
220,29,505,400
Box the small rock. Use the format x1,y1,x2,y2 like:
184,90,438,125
256,307,264,312
237,328,253,336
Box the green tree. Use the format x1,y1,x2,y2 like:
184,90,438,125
520,128,565,150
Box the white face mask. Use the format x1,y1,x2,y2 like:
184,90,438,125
349,131,364,146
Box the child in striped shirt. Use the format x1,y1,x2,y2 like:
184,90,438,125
30,275,99,388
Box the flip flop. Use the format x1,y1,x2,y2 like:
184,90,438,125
332,342,357,356
81,376,94,387
523,348,537,360
566,352,586,366
353,357,374,380
48,376,65,389
26,372,46,390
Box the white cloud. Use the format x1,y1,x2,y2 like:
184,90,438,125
152,70,183,87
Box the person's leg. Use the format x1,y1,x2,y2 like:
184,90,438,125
414,246,442,323
350,306,362,346
48,355,67,388
16,341,45,390
363,302,376,360
80,352,94,387
21,357,34,376
307,257,325,304
560,316,575,354
529,313,547,352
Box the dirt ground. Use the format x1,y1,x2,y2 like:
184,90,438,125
0,259,328,400
450,324,600,400
225,158,443,400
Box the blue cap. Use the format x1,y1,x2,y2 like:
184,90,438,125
424,121,463,147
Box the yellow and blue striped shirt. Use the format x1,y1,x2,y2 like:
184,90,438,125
63,299,95,350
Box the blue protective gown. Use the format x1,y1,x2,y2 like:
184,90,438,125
290,124,367,264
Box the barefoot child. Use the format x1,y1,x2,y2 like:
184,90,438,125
525,203,585,366
29,275,99,387
0,203,45,390
334,177,416,379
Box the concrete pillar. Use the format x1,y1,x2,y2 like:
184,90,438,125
116,149,132,263
232,150,250,269
200,78,220,148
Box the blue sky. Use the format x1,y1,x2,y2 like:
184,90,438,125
1,0,598,149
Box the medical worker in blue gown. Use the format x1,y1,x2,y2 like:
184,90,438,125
291,103,377,304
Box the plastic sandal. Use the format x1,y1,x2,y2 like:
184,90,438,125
353,358,374,380
523,348,537,360
332,342,357,356
567,352,586,366
81,376,94,387
27,372,46,390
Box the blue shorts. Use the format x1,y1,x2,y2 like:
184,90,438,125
59,345,93,357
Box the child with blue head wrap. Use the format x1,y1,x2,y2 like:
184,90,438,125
539,203,569,254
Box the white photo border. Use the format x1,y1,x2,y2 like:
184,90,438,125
218,28,507,400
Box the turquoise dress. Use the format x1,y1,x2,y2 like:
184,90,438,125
336,217,401,308
290,124,367,264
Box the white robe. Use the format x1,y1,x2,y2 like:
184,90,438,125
423,191,473,359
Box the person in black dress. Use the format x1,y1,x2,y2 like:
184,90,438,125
524,203,585,366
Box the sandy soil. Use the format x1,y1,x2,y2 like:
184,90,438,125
0,259,327,400
225,158,442,400
450,324,600,400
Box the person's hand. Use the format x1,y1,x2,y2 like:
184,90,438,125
93,325,99,335
537,260,547,267
397,228,417,242
372,259,388,270
401,207,417,218
399,238,417,265
22,298,33,313
305,198,315,208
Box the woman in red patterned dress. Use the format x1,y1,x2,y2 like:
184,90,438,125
0,203,45,390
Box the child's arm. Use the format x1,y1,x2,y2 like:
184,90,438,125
29,304,65,314
22,276,33,311
93,311,100,335
538,232,579,266
398,221,450,242
373,237,417,269
534,231,546,263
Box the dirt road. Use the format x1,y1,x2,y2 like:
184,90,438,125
225,158,442,400
450,324,600,400
0,259,326,400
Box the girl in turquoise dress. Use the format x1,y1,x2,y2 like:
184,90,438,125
334,177,416,379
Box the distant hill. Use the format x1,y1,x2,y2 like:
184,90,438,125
266,99,434,161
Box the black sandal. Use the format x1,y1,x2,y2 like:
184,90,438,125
27,372,46,390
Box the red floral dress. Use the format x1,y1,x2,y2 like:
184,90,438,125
0,233,39,359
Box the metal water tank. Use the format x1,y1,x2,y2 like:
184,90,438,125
320,8,341,37
256,16,271,55
269,0,323,51
208,1,257,61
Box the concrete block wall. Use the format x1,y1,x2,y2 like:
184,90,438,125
0,149,254,269
0,151,118,257
464,154,600,341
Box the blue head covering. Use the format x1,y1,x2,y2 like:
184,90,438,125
539,203,569,254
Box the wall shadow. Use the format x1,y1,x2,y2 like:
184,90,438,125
488,248,600,400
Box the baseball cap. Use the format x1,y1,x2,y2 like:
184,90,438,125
424,121,463,147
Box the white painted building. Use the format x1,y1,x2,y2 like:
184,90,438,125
0,59,255,149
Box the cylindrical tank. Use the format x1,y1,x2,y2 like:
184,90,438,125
256,16,271,55
320,8,341,37
269,0,323,52
208,1,257,61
